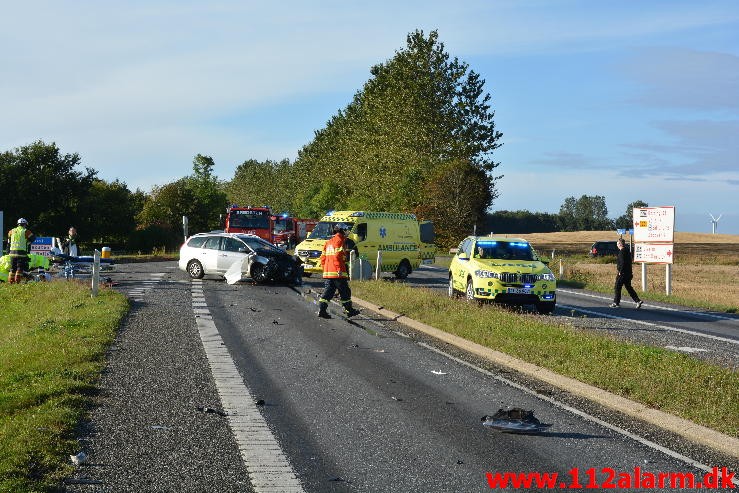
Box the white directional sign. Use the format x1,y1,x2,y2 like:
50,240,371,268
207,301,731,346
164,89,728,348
633,206,675,243
30,237,55,256
634,242,674,264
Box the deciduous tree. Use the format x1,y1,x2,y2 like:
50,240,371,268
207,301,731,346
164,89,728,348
294,29,503,235
615,200,648,229
558,195,613,231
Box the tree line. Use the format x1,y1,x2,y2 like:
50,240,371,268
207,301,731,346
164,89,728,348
1,30,645,252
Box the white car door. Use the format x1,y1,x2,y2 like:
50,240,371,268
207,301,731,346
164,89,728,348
199,236,222,274
217,236,250,274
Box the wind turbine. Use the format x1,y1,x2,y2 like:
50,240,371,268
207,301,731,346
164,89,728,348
709,213,722,234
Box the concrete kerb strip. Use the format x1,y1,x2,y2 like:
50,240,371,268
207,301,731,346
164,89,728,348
351,296,739,461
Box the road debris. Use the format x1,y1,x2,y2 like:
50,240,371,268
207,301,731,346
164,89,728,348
196,406,228,417
224,258,247,284
70,451,88,466
431,370,447,375
481,408,551,434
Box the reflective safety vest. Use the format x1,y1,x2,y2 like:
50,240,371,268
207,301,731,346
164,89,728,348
29,254,50,270
9,226,30,257
320,233,348,279
0,255,11,273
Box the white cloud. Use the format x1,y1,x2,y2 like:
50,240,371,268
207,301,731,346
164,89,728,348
621,48,739,111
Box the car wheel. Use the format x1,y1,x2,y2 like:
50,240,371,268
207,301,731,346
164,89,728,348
187,260,204,279
465,278,475,301
394,259,411,279
448,275,457,298
536,301,556,315
251,263,269,284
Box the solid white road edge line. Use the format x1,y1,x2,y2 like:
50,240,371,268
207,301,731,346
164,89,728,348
416,342,712,473
558,288,738,323
558,303,739,345
190,280,305,493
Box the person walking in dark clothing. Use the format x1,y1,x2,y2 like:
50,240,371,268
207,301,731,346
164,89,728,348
610,238,643,309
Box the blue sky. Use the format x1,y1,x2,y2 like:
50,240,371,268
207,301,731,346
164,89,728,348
2,1,738,234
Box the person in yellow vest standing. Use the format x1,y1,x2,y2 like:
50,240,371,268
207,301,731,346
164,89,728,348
317,225,360,319
7,218,35,284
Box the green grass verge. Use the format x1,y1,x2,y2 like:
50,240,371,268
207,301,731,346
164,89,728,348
0,281,128,492
351,281,739,437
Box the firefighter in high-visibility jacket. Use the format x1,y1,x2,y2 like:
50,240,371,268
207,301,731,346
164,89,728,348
317,225,360,319
7,218,36,284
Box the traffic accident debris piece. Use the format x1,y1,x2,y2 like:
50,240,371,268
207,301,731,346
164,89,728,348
196,406,228,417
70,451,88,466
481,408,552,434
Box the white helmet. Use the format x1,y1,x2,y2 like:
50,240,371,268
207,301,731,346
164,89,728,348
17,218,28,225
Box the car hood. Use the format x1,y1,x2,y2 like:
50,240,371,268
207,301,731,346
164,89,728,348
472,259,548,273
255,249,291,260
296,239,324,249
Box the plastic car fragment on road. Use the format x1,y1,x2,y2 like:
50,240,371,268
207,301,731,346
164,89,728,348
482,408,552,434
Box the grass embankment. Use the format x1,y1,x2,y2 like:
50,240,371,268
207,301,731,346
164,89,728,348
0,281,128,492
351,281,739,438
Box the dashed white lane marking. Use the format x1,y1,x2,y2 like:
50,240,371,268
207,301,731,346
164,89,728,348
127,273,166,302
416,342,712,473
190,280,304,493
558,303,739,345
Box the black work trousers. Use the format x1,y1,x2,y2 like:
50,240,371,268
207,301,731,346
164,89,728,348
319,278,352,305
614,274,641,304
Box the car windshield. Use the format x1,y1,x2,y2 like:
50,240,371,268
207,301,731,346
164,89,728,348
239,235,282,254
475,240,535,261
307,221,353,240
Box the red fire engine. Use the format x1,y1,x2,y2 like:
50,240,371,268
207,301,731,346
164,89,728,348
224,205,317,248
272,214,318,248
223,205,273,242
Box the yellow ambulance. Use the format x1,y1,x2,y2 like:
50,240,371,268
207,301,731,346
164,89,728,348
295,211,436,279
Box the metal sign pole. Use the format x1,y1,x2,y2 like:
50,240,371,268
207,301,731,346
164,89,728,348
91,249,101,297
641,263,647,292
666,264,672,296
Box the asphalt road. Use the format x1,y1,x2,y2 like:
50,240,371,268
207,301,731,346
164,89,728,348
65,260,738,492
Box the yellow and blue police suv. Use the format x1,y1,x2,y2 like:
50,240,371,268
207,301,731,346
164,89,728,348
295,211,436,279
448,236,557,314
